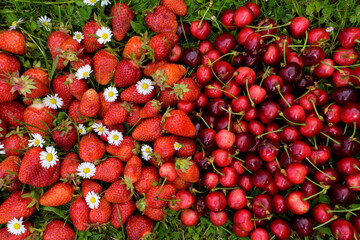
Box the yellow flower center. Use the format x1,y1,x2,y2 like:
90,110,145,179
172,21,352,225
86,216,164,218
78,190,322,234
145,148,150,153
79,129,83,133
98,127,104,132
176,143,180,148
44,21,49,27
90,0,96,2
46,153,53,162
13,223,20,230
142,83,148,90
102,33,108,39
12,21,17,26
50,98,57,104
76,34,81,39
34,139,40,145
113,135,119,140
108,92,114,97
90,197,96,203
83,72,88,78
83,167,90,174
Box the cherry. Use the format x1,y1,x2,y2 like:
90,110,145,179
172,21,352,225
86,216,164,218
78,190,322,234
338,27,360,47
263,44,282,66
177,100,195,114
283,104,306,123
243,53,262,69
286,191,309,215
295,75,314,91
214,115,233,131
233,209,254,232
210,211,228,227
314,167,339,186
248,85,267,105
312,88,329,106
265,159,281,175
212,60,235,83
193,195,209,216
289,17,309,38
330,86,358,106
233,224,250,238
299,116,323,138
215,129,236,150
219,167,238,187
195,93,208,109
224,80,241,99
220,10,236,31
289,140,311,161
336,157,360,176
169,44,182,62
308,145,331,166
351,213,360,232
231,160,245,175
308,27,330,45
177,22,190,41
176,190,195,209
231,54,244,68
322,104,342,125
159,162,177,181
292,216,314,237
244,33,265,56
231,96,250,114
205,191,227,212
285,163,307,184
227,189,247,210
238,174,254,191
341,102,360,125
181,47,202,68
279,62,302,83
245,2,260,19
190,20,211,40
237,27,255,45
298,92,319,112
301,46,325,66
286,51,304,67
250,228,269,240
263,75,283,94
313,58,335,78
274,35,291,56
333,47,358,66
350,66,360,86
202,49,221,65
272,194,287,214
207,98,227,116
274,171,293,191
214,32,237,54
198,128,216,149
332,68,351,87
245,153,263,172
181,209,199,226
256,18,277,40
329,184,356,206
199,40,213,55
252,194,272,218
248,120,264,136
196,65,213,85
258,139,280,162
235,132,256,152
330,220,356,240
344,173,360,192
330,135,360,157
243,107,258,122
234,66,256,86
201,172,219,189
252,169,272,189
263,123,281,142
270,219,291,240
281,126,301,143
234,6,254,28
301,180,319,201
312,203,334,223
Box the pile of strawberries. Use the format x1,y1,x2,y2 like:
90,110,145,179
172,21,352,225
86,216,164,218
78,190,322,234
0,0,360,239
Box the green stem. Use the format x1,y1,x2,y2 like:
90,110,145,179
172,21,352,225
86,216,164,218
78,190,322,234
198,1,213,29
320,132,341,145
309,99,324,121
278,112,306,126
246,78,255,107
305,157,335,180
313,216,337,230
301,31,308,52
303,188,326,201
276,85,291,107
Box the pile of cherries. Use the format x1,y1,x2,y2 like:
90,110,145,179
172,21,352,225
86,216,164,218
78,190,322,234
175,2,360,239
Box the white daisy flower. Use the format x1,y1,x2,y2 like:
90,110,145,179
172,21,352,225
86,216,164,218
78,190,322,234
28,133,45,148
77,162,96,179
0,143,5,155
101,0,111,7
141,144,153,161
73,31,84,43
43,93,64,110
325,26,334,33
7,217,26,236
174,142,182,150
75,64,93,80
9,18,24,30
37,16,52,31
103,86,118,102
85,191,101,209
136,79,154,95
39,146,59,169
84,0,99,6
78,124,87,135
96,27,112,44
92,122,109,136
107,130,123,146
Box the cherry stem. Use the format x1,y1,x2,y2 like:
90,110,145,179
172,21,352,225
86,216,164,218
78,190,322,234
256,126,287,139
350,122,357,139
246,78,255,107
211,162,224,176
305,157,336,180
283,39,287,65
305,176,325,188
259,202,270,215
303,188,326,201
283,145,291,164
313,216,338,230
208,60,227,86
156,198,181,202
320,61,343,73
349,186,360,189
278,111,306,126
294,89,312,101
354,165,360,172
275,157,283,171
323,102,335,114
313,137,318,150
328,206,360,213
195,111,210,129
287,45,311,47
248,22,290,30
259,66,270,87
211,186,240,192
227,107,232,132
309,99,324,121
198,0,213,29
347,75,360,83
156,177,167,198
212,51,239,65
333,63,360,68
300,30,308,52
260,34,280,40
320,132,341,145
276,85,291,108
206,85,238,99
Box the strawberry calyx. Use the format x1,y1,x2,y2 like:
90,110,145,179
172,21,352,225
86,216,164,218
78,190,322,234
160,107,173,124
54,118,74,136
171,82,189,100
136,198,147,212
151,69,170,91
10,75,37,97
174,157,193,173
5,126,27,138
22,190,40,210
121,176,135,196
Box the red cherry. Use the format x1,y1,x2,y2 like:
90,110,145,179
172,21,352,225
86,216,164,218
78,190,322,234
333,47,358,66
308,27,330,45
338,27,360,47
270,219,291,240
190,20,211,40
285,163,307,184
250,228,269,240
313,58,335,78
245,2,260,19
220,9,236,30
227,189,247,210
233,209,254,232
210,211,228,227
286,191,310,215
289,17,309,38
330,220,356,240
272,194,287,214
312,203,334,223
233,6,254,28
237,27,255,45
205,191,227,212
181,209,199,226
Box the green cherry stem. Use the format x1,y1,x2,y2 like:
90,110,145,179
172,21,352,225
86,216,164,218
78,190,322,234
276,85,291,108
246,78,255,107
198,0,213,29
300,30,308,52
260,34,280,40
206,85,238,99
305,157,336,180
303,188,327,201
278,111,306,126
309,99,324,121
320,132,341,145
313,216,338,230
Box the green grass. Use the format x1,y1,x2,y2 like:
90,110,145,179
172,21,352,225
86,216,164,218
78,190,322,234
0,0,360,239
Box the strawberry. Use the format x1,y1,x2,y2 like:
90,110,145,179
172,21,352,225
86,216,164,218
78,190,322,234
110,3,134,41
82,179,103,198
145,5,178,34
148,32,179,61
143,60,167,77
89,198,112,224
111,200,136,228
0,156,21,191
158,87,178,108
47,31,72,70
125,215,154,240
0,221,32,240
162,109,196,137
154,135,178,158
105,180,132,203
0,101,25,127
146,184,176,209
124,155,142,183
93,50,118,85
175,137,196,157
59,37,84,66
168,176,190,190
79,133,105,163
39,182,74,206
92,157,124,183
142,205,164,221
125,103,141,127
123,36,144,60
70,197,90,231
22,68,49,86
82,21,103,53
60,152,80,181
0,30,26,55
0,118,6,141
103,102,129,126
18,147,60,187
0,52,21,75
132,115,163,142
98,90,119,119
1,131,29,157
23,100,58,137
172,78,200,101
68,100,87,124
79,88,101,117
120,83,156,104
0,78,18,103
0,190,36,224
113,59,142,88
10,74,50,99
67,75,89,100
175,157,200,183
43,220,76,240
152,64,186,87
52,75,74,110
134,166,160,196
161,0,187,16
140,100,162,118
106,136,137,162
52,119,77,151
71,54,93,70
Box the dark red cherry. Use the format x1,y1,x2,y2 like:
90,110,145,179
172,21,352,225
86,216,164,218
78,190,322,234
301,180,319,201
199,128,216,149
245,153,263,172
256,18,277,40
243,53,262,69
181,47,202,68
294,75,314,91
329,184,356,206
212,61,235,83
331,135,360,157
308,145,331,166
281,126,301,143
270,219,291,240
301,46,325,66
279,62,302,83
252,169,272,189
244,33,265,56
238,174,253,191
194,195,209,216
330,86,358,106
177,22,190,41
292,216,314,237
236,132,256,152
258,101,281,124
263,75,283,94
231,53,244,68
272,194,287,214
314,167,339,186
215,32,237,55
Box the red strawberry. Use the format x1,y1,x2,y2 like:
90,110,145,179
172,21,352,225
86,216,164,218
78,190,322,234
68,100,87,124
79,133,105,163
67,75,89,100
0,117,6,141
59,37,84,66
0,79,18,103
0,190,36,224
145,5,178,34
120,83,156,104
110,3,134,41
103,102,129,126
148,33,179,61
52,119,77,152
125,215,154,240
134,166,160,196
52,75,74,110
40,182,74,206
154,135,178,158
152,63,186,87
111,200,136,228
175,137,196,157
124,155,142,183
92,157,124,183
162,109,196,137
168,176,190,190
60,152,80,181
172,78,200,101
82,21,103,53
18,147,60,187
132,115,163,142
104,180,132,203
70,197,90,231
106,135,137,162
89,198,112,224
175,157,200,183
146,184,176,209
140,100,162,119
138,202,164,221
113,59,142,88
0,221,32,240
82,180,103,198
22,68,49,86
43,220,76,240
93,50,118,85
23,100,58,136
0,52,21,75
123,36,144,59
98,90,119,119
47,31,72,70
79,89,101,117
0,30,26,55
0,101,25,127
71,54,93,70
158,87,178,108
125,103,141,127
143,60,167,77
0,156,21,191
161,0,187,16
1,131,29,157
